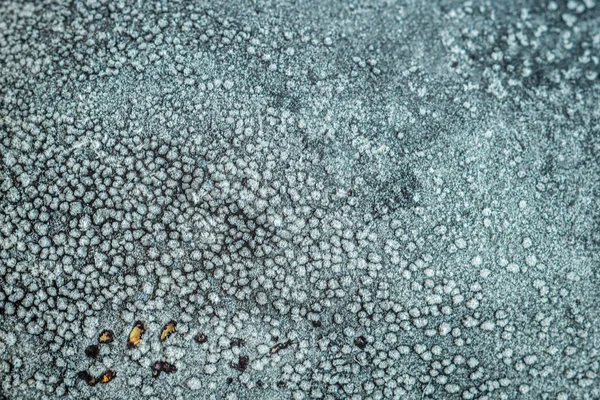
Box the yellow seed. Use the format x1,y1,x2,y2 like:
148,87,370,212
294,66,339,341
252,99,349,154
160,320,177,342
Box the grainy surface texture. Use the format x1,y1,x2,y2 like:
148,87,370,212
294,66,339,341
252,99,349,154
1,1,599,399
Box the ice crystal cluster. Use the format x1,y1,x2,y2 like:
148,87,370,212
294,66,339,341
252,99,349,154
0,0,599,399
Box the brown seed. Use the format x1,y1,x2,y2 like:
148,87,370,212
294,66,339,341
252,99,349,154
98,370,116,384
98,329,114,344
160,320,177,342
127,321,145,348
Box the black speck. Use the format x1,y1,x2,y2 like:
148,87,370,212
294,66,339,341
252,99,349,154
85,344,99,358
77,370,96,386
354,335,367,349
230,338,246,347
230,355,249,372
194,333,208,344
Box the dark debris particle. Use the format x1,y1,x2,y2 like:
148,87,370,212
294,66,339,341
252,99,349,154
230,355,249,372
229,338,246,347
85,344,100,358
354,335,367,349
77,371,97,386
226,377,234,385
311,320,321,328
277,380,286,388
194,333,208,344
257,380,263,388
270,340,293,354
152,361,177,378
